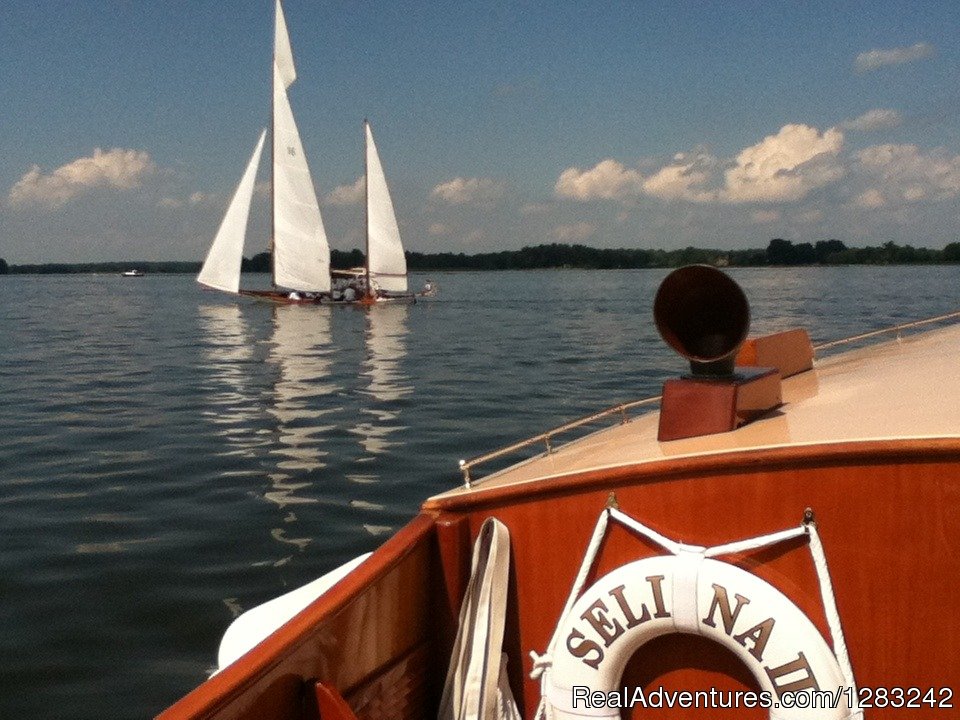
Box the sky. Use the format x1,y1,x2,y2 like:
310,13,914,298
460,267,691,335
1,0,960,263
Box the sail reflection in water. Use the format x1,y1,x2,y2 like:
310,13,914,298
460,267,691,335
197,305,268,463
265,305,340,561
348,305,412,489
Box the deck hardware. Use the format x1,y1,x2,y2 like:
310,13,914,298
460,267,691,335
455,396,662,485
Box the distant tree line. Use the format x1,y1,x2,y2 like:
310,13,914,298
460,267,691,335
2,259,200,274
407,239,960,270
3,239,959,276
765,238,960,265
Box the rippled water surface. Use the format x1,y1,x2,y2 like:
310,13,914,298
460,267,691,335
0,267,957,718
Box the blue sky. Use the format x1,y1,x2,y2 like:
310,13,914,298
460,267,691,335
2,0,959,263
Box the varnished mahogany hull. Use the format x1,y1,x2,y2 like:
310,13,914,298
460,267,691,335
160,439,960,719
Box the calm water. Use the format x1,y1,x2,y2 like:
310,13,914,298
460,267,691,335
0,267,957,718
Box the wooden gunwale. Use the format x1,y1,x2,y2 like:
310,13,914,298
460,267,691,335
157,513,439,720
425,437,960,513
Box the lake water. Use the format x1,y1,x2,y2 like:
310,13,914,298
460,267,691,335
0,267,957,718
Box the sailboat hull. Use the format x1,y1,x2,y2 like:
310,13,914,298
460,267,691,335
237,289,426,306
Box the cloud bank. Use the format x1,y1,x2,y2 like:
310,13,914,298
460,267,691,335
853,144,960,207
8,148,155,209
556,124,845,205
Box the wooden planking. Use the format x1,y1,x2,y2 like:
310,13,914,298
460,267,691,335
158,514,442,720
343,643,432,720
428,441,960,718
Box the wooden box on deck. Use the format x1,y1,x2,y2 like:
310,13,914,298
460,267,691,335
658,367,782,442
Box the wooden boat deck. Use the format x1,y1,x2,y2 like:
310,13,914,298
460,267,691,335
430,321,960,503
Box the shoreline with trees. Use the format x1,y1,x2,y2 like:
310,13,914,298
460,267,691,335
2,239,959,275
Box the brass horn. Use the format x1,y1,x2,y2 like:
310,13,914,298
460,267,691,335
653,265,750,378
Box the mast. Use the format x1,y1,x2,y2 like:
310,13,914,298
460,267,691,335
270,1,278,288
364,118,372,299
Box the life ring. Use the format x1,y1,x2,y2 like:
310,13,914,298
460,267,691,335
538,554,854,719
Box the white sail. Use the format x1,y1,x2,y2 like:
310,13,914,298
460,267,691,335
198,130,267,293
274,0,296,90
365,122,408,293
272,62,331,292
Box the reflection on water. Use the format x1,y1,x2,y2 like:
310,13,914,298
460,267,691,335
348,306,412,482
264,305,340,563
197,305,265,461
267,305,338,479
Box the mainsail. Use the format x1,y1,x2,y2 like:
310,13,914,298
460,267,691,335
198,0,329,296
272,63,331,292
198,131,267,293
365,122,408,293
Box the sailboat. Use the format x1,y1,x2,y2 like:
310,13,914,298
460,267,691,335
330,121,437,305
197,0,331,305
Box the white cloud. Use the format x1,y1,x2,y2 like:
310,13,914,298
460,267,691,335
555,125,845,207
8,148,155,209
841,109,903,132
855,42,935,72
642,152,717,202
854,144,960,206
325,176,364,206
428,223,450,235
552,222,595,241
430,177,505,205
722,124,845,203
554,159,644,201
189,191,208,205
158,197,182,208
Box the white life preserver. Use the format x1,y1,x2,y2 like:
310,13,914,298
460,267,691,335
537,554,856,720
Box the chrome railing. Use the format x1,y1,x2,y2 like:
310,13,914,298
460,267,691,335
458,396,661,487
812,310,960,353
